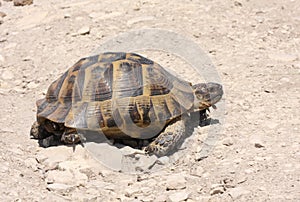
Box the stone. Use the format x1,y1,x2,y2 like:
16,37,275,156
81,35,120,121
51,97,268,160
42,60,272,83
234,1,242,7
0,12,6,18
13,0,33,6
254,142,264,148
266,121,278,130
249,135,264,148
84,142,123,172
210,184,225,195
279,77,290,83
16,11,48,29
46,170,73,184
78,26,90,35
210,187,224,195
88,11,122,21
27,81,39,89
24,157,38,171
228,187,250,200
195,152,208,161
45,26,52,30
222,137,234,146
72,170,88,186
140,196,153,202
0,55,4,63
64,14,71,18
58,158,88,170
167,191,190,202
1,70,14,80
190,166,204,177
127,16,155,26
119,145,144,156
156,156,170,165
268,53,298,62
36,147,72,169
124,187,141,197
46,183,73,192
22,56,31,61
166,174,187,190
135,154,157,171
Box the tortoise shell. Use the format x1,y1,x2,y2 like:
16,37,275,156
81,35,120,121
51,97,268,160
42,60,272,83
36,52,195,139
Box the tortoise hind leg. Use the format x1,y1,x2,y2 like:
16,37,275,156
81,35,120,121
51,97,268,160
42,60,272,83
30,121,41,139
30,121,51,139
145,119,185,157
30,121,60,147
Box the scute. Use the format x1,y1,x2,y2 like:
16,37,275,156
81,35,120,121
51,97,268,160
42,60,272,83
37,52,195,139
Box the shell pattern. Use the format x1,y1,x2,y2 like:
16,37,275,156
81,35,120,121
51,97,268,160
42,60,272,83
36,52,195,139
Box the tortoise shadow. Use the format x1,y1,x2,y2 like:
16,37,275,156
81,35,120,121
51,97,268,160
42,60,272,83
166,109,220,156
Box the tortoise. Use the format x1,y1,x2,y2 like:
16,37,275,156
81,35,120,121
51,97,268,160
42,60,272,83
30,52,223,156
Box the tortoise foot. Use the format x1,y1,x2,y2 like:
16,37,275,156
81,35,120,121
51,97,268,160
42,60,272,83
61,129,81,145
30,121,52,140
145,120,185,157
38,135,61,147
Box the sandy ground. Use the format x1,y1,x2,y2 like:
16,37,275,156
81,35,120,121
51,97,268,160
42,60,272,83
0,0,299,201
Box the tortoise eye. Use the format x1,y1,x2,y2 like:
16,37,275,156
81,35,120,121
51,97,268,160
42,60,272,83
196,86,207,95
51,122,58,131
44,120,59,132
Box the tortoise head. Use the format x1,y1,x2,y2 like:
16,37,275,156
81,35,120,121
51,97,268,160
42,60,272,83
192,82,223,110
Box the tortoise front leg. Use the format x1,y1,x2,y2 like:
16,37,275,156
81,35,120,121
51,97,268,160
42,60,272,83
60,128,81,145
145,119,185,157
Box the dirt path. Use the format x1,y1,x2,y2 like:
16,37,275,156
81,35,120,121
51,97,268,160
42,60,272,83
0,0,299,201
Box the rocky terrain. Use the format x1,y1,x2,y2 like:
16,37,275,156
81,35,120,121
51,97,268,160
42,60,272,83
0,0,299,201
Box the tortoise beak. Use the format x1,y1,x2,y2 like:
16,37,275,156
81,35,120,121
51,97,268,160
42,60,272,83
206,83,223,105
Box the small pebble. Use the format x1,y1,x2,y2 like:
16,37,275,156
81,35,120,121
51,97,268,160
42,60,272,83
156,156,170,165
234,1,242,7
228,187,250,200
167,191,190,202
190,166,204,177
268,53,298,62
47,183,73,192
27,81,39,89
1,70,14,80
127,16,155,26
22,56,31,61
64,14,71,18
45,26,52,30
249,135,265,148
24,158,38,171
135,154,157,171
13,0,33,6
0,12,6,18
254,143,264,148
124,187,140,197
210,184,224,195
166,174,187,190
78,26,90,35
222,137,234,146
0,55,5,63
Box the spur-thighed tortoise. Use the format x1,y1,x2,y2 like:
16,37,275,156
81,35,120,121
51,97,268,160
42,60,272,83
30,52,223,156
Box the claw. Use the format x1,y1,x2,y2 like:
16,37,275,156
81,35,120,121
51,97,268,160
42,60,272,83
71,134,76,152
